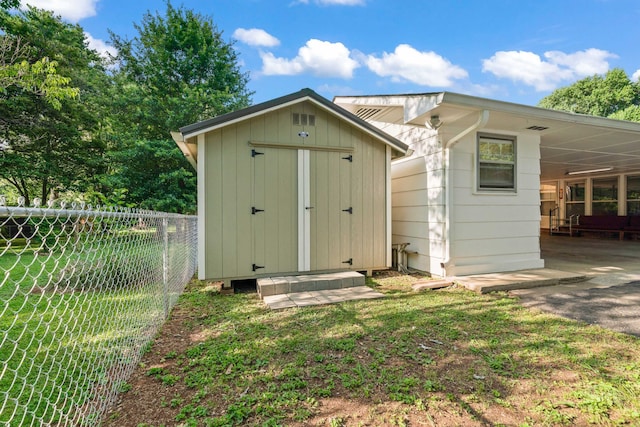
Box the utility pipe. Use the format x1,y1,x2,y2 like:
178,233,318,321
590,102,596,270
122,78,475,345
440,110,489,277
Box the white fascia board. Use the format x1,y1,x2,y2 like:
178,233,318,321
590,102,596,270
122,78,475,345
439,92,640,132
403,94,442,124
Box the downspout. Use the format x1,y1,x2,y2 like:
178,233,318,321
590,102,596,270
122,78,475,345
440,110,489,277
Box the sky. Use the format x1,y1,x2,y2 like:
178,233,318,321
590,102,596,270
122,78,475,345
20,0,640,106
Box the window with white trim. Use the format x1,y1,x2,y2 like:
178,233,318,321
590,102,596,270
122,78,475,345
628,175,640,215
477,134,516,191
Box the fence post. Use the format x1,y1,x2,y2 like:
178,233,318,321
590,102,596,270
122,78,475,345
162,216,169,319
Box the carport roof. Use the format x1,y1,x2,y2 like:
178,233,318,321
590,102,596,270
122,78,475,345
334,92,640,181
172,88,409,169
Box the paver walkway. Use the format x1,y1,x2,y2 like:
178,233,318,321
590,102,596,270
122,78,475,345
263,286,384,309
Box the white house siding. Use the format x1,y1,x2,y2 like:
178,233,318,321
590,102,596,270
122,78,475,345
447,130,544,276
386,123,448,275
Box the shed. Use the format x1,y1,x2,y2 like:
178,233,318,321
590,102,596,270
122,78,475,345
172,89,408,286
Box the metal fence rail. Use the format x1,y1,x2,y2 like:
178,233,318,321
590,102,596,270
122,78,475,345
0,197,197,426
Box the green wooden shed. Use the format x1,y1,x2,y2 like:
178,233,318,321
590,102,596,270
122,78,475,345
172,89,408,287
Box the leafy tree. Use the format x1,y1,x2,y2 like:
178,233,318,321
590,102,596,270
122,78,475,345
0,36,79,109
109,0,252,140
538,68,640,119
0,7,111,205
104,1,252,213
104,139,196,213
0,0,19,10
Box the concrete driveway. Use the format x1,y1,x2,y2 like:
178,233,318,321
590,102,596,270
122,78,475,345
511,234,640,337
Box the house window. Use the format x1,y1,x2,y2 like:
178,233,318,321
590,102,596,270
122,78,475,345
592,177,618,215
565,181,585,218
477,134,516,191
627,175,640,215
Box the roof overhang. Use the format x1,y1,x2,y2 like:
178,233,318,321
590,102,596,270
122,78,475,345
334,92,640,181
172,89,409,168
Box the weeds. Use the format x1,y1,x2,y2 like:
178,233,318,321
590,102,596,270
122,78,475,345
105,275,640,426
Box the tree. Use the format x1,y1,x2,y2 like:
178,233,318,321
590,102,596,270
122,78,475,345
104,1,252,213
0,36,79,109
104,139,196,213
0,7,111,205
538,68,640,119
0,0,19,10
109,1,252,140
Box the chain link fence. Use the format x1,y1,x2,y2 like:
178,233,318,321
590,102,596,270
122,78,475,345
0,196,197,426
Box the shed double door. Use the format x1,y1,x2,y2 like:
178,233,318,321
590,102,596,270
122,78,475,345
252,147,352,275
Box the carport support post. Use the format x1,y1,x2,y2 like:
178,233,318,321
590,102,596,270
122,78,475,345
162,217,169,319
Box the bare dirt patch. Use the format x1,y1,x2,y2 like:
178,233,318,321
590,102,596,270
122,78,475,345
102,274,640,426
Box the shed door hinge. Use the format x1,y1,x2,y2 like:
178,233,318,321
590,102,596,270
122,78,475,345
342,258,353,266
342,207,353,214
251,149,264,157
342,154,353,162
251,207,264,214
252,263,265,271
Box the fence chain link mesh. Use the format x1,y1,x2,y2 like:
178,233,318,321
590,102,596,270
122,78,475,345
0,197,197,426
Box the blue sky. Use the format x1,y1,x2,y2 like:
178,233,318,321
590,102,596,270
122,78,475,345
22,0,640,106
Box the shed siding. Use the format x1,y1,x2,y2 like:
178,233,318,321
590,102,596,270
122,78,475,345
198,101,391,281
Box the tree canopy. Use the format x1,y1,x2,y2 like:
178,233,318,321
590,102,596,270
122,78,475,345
538,68,640,121
109,1,252,140
0,1,252,213
0,6,108,206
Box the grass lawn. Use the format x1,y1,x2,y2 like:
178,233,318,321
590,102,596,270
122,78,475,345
103,273,640,426
0,239,170,426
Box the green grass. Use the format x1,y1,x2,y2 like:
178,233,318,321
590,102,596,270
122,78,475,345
113,274,640,426
0,232,182,426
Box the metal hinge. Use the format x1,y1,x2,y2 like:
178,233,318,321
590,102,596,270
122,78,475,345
252,263,265,271
342,154,353,162
342,207,352,214
251,207,264,214
342,258,353,265
251,149,264,157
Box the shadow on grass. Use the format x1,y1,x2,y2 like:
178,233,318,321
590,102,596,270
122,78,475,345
104,278,640,426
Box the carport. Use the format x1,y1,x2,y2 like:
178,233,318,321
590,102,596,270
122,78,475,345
514,233,640,337
334,92,640,276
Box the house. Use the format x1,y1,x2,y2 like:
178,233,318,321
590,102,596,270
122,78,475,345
171,89,408,287
334,92,640,277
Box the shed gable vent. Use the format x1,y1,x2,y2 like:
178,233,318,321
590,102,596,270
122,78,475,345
292,113,316,126
355,107,382,121
526,125,549,131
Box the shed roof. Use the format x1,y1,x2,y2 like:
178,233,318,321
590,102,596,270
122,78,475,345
173,88,409,169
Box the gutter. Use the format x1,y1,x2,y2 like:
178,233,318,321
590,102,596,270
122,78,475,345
440,110,489,277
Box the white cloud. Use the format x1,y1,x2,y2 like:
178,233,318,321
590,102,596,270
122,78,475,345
482,48,617,91
24,0,98,21
365,44,468,87
260,39,359,78
632,69,640,82
233,28,280,48
84,32,117,59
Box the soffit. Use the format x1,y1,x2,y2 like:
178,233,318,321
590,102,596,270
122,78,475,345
335,93,640,182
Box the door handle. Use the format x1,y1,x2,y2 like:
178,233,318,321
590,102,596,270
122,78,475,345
305,206,314,210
